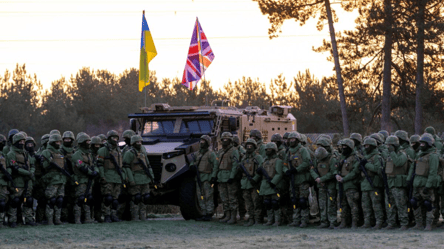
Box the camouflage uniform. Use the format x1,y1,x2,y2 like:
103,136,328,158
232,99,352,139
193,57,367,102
271,133,290,224
33,134,50,224
90,136,103,222
217,132,240,224
7,133,36,226
0,134,10,228
310,147,337,228
3,129,19,156
60,131,76,222
239,139,264,226
97,130,126,223
122,135,154,221
232,135,246,219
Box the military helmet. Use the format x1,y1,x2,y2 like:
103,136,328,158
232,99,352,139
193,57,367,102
337,139,343,146
420,133,435,147
301,134,308,144
385,135,399,146
318,134,332,144
378,130,389,140
363,137,377,147
200,135,211,145
0,134,6,143
62,131,75,141
107,130,119,139
233,135,240,145
410,135,420,143
41,134,50,145
245,138,257,148
394,130,409,142
131,135,143,145
12,133,26,144
370,133,383,144
316,137,330,147
283,132,290,140
249,129,262,139
98,134,107,141
19,131,28,138
50,129,61,135
271,133,283,143
315,147,329,161
25,137,36,147
424,126,436,136
76,132,87,141
265,142,278,151
288,132,302,141
350,133,363,144
49,134,62,144
122,130,136,139
8,129,19,140
221,132,233,141
341,138,355,149
77,134,91,144
90,136,102,145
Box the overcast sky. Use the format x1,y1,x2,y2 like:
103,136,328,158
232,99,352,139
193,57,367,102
0,0,358,90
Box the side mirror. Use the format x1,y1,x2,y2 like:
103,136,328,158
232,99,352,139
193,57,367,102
130,118,137,133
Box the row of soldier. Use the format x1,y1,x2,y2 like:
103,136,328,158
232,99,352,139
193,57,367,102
0,128,154,227
192,127,443,231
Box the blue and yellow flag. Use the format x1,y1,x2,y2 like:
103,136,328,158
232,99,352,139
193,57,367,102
139,11,157,92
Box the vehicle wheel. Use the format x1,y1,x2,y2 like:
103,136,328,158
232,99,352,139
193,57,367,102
179,176,203,220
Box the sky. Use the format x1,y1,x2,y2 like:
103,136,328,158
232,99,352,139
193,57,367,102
0,0,358,90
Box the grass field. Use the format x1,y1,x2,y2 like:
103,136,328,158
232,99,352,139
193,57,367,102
0,215,441,249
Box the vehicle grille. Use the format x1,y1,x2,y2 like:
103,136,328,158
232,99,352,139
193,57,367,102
147,155,162,182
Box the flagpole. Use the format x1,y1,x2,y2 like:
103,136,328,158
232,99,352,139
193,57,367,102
196,18,208,106
145,64,148,107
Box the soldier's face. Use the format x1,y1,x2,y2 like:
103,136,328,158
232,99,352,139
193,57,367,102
221,138,230,146
26,142,34,148
289,138,298,147
246,144,255,153
63,138,72,143
19,140,25,145
265,148,275,157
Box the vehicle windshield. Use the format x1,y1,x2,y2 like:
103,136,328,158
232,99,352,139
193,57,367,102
142,119,214,135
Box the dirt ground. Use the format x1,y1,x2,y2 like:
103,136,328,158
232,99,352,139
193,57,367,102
1,216,443,249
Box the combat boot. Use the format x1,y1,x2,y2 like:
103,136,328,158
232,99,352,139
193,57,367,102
195,216,204,221
227,210,237,224
84,216,94,224
264,210,274,226
383,224,396,230
244,218,255,227
131,210,140,221
139,208,148,221
317,223,329,229
203,214,212,221
410,223,423,230
273,210,281,227
351,220,358,229
104,215,112,223
10,222,17,228
359,221,372,229
74,214,82,224
424,223,432,231
399,225,408,231
300,221,308,228
288,220,300,227
328,223,335,229
54,217,63,225
372,222,382,230
254,218,263,226
219,211,230,223
335,219,347,229
47,216,54,226
111,215,121,222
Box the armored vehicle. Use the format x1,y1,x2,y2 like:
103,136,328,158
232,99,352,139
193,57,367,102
128,100,296,219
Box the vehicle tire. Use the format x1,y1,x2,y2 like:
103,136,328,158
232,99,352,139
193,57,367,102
179,176,203,220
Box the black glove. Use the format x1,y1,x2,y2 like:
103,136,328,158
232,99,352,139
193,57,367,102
269,182,276,188
210,177,217,184
227,178,234,184
423,187,430,195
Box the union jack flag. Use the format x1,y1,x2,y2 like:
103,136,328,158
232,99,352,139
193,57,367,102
181,18,215,91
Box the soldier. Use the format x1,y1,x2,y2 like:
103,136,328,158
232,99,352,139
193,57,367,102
271,133,290,224
334,138,361,229
233,134,246,220
98,134,107,144
239,139,263,226
284,132,312,228
122,130,136,155
254,142,285,226
71,134,98,224
370,133,389,159
301,134,315,159
34,134,50,224
424,126,443,152
311,147,337,229
61,131,76,222
41,134,66,225
283,132,290,148
216,132,240,224
271,133,286,160
410,135,421,156
359,138,384,229
97,130,126,223
408,133,441,231
350,133,363,155
384,135,409,230
250,129,266,158
394,130,415,160
90,136,103,222
7,133,36,227
122,135,154,221
3,129,19,155
0,134,10,228
190,135,218,222
50,130,61,136
379,130,389,142
118,130,135,220
91,136,103,155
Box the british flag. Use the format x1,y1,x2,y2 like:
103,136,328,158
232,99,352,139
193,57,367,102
181,18,215,91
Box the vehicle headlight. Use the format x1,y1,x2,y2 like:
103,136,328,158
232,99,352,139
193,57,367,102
162,151,183,159
165,163,176,172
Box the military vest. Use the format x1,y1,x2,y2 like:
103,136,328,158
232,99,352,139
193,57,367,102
288,148,304,171
49,150,65,172
361,154,378,178
416,153,432,177
317,156,332,177
197,151,212,174
263,157,278,179
341,155,357,176
73,152,92,176
14,151,29,169
130,150,147,172
219,147,234,171
104,147,122,170
385,152,409,176
243,157,256,176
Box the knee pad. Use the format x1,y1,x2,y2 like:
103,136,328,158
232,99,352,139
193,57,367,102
0,199,6,212
424,200,434,212
11,197,21,208
56,196,64,209
77,195,85,206
410,197,418,210
263,198,272,210
142,193,151,205
299,198,308,210
25,196,34,208
133,194,142,205
271,199,279,210
86,194,94,207
112,199,119,210
48,197,57,209
103,194,113,207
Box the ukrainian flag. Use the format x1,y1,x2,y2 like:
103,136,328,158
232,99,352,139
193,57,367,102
139,11,157,92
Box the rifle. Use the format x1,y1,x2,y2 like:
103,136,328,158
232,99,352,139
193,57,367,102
107,151,126,189
233,156,256,184
133,149,157,190
286,153,297,209
379,158,391,208
358,157,379,197
256,167,280,198
49,161,79,185
336,160,345,212
190,153,204,200
407,161,417,213
0,163,18,192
